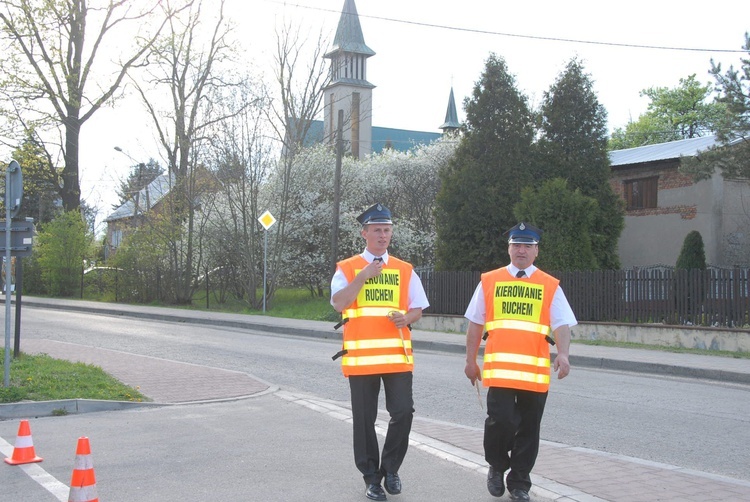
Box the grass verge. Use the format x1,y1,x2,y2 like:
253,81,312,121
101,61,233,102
188,288,339,322
0,350,148,404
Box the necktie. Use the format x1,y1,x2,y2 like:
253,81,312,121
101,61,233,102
516,270,526,278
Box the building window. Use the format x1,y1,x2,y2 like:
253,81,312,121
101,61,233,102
624,176,658,210
111,229,122,248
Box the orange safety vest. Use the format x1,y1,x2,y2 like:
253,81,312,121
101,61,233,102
481,267,559,393
337,255,413,377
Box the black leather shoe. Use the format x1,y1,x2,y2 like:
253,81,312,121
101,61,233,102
509,488,530,501
486,466,505,497
365,483,387,501
384,472,401,495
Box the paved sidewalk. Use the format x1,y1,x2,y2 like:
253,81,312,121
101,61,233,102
5,297,750,502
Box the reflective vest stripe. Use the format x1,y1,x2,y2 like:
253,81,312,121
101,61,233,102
342,354,414,367
484,352,550,368
344,338,412,350
485,319,550,335
482,369,550,385
343,307,406,319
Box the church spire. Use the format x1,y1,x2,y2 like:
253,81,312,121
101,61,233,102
326,0,375,59
439,87,460,133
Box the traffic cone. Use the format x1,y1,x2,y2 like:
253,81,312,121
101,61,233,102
4,419,43,465
67,437,98,502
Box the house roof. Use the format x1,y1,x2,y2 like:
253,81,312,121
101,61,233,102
609,135,720,167
104,173,174,222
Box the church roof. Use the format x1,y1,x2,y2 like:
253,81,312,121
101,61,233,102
304,120,440,154
440,87,460,130
372,125,441,152
325,0,375,58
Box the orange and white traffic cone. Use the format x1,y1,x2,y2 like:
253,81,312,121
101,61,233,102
4,419,43,465
67,437,98,502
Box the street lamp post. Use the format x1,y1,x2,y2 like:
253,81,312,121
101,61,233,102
114,146,146,223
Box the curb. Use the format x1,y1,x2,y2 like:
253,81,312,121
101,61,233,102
569,355,750,385
0,399,163,421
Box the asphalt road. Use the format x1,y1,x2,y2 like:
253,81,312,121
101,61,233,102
4,307,750,488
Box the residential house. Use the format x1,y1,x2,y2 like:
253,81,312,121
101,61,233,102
103,173,174,259
609,135,750,268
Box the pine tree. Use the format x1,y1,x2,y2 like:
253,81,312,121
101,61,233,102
513,178,598,271
681,34,750,181
435,54,535,271
7,133,61,224
537,58,624,269
676,231,707,270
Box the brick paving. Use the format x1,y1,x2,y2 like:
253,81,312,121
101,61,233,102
21,339,271,403
412,418,750,502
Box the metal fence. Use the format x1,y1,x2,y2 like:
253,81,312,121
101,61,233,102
416,267,750,328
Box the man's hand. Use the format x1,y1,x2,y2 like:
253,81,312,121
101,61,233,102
553,353,570,379
360,259,383,280
464,361,482,385
387,311,409,329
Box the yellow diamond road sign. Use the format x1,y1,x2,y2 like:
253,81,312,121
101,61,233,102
258,210,276,230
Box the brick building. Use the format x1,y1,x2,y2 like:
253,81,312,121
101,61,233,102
609,135,750,268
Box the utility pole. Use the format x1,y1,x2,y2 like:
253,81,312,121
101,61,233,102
331,110,344,276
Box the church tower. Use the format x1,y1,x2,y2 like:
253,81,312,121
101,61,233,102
323,0,375,159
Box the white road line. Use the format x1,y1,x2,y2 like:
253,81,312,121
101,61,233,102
1,436,69,501
275,390,608,502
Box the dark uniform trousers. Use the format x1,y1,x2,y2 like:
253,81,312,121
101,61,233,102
485,387,548,492
349,371,414,484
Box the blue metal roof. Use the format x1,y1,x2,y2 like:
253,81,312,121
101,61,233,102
372,126,441,153
609,135,720,167
303,120,440,154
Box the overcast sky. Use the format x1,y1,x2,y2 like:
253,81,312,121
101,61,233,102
82,0,749,227
240,0,750,131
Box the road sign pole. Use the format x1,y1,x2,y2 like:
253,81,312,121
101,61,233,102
4,168,12,387
263,229,268,313
257,210,277,314
4,160,24,387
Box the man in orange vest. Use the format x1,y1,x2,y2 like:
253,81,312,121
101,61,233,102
331,203,429,501
464,222,576,501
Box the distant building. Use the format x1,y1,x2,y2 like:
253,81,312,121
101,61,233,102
609,135,750,268
103,174,174,258
317,0,455,158
105,0,461,258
